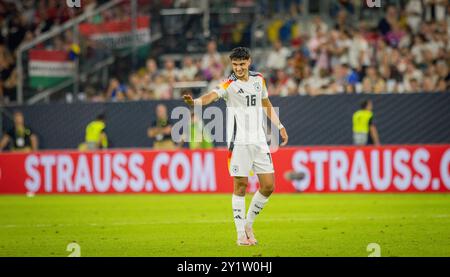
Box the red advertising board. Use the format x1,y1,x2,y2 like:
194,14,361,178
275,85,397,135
0,145,449,194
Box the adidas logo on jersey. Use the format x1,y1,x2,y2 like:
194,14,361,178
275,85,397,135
237,89,245,94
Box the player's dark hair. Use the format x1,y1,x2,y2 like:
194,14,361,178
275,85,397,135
360,100,371,109
229,47,251,61
97,113,106,121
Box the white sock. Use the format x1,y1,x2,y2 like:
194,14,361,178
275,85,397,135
246,190,269,228
232,194,246,239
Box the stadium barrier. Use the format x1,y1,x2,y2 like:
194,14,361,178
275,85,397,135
3,93,450,149
1,145,449,194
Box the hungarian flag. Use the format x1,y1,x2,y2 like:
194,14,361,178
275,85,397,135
79,16,150,51
28,50,74,89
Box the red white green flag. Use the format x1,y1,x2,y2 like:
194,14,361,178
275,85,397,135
79,16,150,49
28,50,74,89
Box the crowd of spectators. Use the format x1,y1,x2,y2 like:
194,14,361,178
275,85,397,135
0,0,102,103
279,1,450,95
0,0,154,104
93,1,449,103
1,1,449,104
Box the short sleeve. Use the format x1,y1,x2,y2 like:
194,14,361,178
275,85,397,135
213,79,232,99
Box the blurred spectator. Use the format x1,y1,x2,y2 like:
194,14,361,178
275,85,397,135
298,67,331,96
106,77,131,102
405,0,424,34
348,28,370,71
85,86,104,102
161,58,180,82
5,14,27,51
436,61,450,91
150,75,172,100
386,22,407,48
288,49,307,80
330,0,355,18
403,62,424,92
144,58,159,82
147,104,176,150
334,9,352,31
424,0,447,22
379,63,399,93
207,69,225,93
0,45,16,103
270,69,297,96
179,56,199,81
307,16,329,38
362,66,386,94
128,73,147,101
330,63,359,94
329,30,351,67
378,5,399,36
0,111,38,152
423,76,437,92
266,40,291,71
307,28,327,66
410,35,427,65
406,78,422,93
201,40,223,81
82,113,108,150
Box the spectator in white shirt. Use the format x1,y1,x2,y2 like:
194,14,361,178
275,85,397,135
201,40,222,80
406,0,424,34
349,29,370,70
179,56,199,81
307,16,329,38
411,35,427,65
161,58,180,82
266,40,291,71
270,69,297,97
403,63,424,92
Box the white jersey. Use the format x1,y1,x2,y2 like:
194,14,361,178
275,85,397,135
213,71,270,152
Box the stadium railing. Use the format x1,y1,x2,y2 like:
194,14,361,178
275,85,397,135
16,0,158,105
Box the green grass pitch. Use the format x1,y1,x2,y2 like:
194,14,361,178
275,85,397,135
0,194,449,257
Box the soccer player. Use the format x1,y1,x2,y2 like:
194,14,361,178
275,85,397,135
184,47,288,246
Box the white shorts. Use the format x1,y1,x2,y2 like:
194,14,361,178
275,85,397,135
228,144,274,177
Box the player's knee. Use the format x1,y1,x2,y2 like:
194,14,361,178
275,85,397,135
234,178,248,195
234,185,247,195
261,182,274,195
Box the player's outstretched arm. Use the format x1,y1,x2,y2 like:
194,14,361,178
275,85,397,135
262,98,289,146
0,135,10,152
183,92,219,107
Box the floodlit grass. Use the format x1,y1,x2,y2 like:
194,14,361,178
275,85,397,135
0,194,449,257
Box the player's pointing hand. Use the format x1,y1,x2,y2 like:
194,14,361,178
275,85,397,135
183,94,194,106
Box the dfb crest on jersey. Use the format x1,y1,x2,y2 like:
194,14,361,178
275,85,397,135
253,82,262,92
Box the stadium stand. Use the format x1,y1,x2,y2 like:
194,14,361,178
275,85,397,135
0,0,448,105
